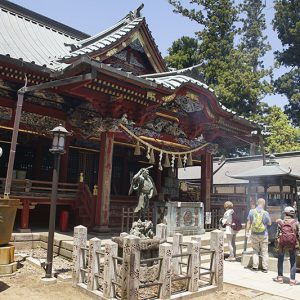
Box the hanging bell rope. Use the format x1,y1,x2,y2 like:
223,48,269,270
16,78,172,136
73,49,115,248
119,123,208,155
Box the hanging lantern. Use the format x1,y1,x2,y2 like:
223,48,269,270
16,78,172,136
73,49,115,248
149,148,155,164
146,146,151,159
134,141,141,156
187,153,193,166
158,151,163,171
163,153,170,168
177,155,183,168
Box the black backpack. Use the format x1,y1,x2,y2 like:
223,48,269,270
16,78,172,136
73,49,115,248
231,211,242,231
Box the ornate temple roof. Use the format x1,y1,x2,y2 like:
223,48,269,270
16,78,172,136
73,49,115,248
0,1,166,72
0,0,87,68
142,67,259,128
0,0,262,139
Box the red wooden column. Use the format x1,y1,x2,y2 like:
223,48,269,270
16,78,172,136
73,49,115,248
19,199,30,232
201,152,212,211
94,132,114,232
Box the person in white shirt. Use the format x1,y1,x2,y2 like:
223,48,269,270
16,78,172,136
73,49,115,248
222,201,237,261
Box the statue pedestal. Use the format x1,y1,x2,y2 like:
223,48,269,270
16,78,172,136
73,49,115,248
154,201,205,237
0,244,17,275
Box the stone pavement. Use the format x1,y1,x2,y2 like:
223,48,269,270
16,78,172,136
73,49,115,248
223,260,300,300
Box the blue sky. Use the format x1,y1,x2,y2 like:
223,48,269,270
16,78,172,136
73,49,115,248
10,0,287,108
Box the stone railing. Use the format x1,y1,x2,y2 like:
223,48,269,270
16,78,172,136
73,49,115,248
72,224,224,300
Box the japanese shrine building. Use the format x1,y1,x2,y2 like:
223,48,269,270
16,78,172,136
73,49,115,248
0,0,261,231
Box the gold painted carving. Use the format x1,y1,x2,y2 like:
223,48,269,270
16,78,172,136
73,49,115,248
186,91,199,101
162,93,176,103
106,48,118,57
146,91,156,101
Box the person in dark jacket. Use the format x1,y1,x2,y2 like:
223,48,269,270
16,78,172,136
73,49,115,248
275,206,300,285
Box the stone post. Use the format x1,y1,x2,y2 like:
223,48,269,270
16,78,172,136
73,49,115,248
191,236,202,278
210,230,224,290
72,225,87,287
187,241,200,292
156,223,167,241
159,243,172,299
121,236,140,300
87,237,101,291
172,233,182,275
103,240,118,298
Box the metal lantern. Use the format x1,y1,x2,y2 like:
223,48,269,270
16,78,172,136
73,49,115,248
49,124,69,154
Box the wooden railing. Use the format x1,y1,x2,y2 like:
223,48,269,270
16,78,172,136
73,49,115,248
0,178,79,201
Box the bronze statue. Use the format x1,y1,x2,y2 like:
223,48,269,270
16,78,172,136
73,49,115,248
129,166,157,221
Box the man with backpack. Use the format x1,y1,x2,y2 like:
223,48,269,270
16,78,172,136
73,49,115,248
246,198,272,272
275,206,300,285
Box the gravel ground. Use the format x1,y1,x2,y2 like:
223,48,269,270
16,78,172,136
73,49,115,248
15,247,72,277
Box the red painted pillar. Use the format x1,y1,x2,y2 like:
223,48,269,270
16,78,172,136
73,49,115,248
20,199,30,230
201,152,212,211
94,132,114,232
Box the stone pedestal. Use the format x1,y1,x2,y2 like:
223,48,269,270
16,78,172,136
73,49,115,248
154,201,205,237
0,244,17,275
112,236,159,264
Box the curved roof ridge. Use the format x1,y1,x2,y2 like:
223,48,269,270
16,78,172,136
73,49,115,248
143,72,261,128
140,63,203,78
64,4,145,51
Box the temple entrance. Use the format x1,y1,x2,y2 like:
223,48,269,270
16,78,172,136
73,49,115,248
68,148,99,190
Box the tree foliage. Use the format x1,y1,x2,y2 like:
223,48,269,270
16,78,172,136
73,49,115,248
167,0,272,116
238,0,273,114
260,106,300,153
165,36,199,69
273,0,300,125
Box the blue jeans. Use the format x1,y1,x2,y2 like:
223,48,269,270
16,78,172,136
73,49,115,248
277,250,296,280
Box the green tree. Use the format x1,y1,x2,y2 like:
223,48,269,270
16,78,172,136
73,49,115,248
165,36,199,69
167,0,271,116
273,0,300,124
238,0,273,114
262,106,300,153
168,0,238,85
